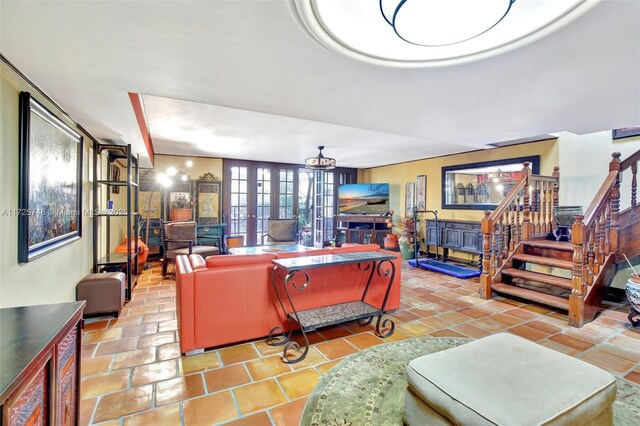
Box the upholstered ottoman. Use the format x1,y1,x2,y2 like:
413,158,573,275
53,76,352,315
405,333,616,425
76,272,126,317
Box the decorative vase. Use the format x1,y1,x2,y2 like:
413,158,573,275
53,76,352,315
383,233,398,250
398,232,415,259
625,274,640,327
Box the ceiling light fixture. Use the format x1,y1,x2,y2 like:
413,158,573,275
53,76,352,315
380,0,516,46
305,146,336,170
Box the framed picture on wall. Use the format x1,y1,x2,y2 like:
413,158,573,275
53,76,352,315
18,92,83,262
612,126,640,140
405,182,415,217
196,173,222,225
416,175,427,211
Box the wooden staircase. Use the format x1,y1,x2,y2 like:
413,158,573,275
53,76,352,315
479,150,640,327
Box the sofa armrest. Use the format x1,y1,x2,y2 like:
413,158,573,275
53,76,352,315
175,255,196,354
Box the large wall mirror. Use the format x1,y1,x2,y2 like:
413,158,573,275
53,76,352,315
442,155,540,210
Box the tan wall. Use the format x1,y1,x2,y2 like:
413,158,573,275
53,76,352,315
0,62,94,307
151,154,223,182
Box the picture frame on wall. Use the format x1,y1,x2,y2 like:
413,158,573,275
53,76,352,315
196,173,222,225
612,126,640,140
405,182,415,217
416,175,427,211
18,92,83,263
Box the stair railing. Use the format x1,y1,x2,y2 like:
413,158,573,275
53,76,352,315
479,162,560,298
569,150,640,326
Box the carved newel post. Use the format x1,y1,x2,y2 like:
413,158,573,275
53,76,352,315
480,210,492,299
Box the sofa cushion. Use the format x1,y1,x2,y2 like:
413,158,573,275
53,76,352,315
406,333,617,426
189,254,207,271
205,253,276,268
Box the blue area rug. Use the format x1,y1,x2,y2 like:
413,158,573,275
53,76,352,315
407,258,481,279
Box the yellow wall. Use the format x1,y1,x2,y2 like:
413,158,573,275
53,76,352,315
151,154,223,181
364,139,559,222
0,61,94,307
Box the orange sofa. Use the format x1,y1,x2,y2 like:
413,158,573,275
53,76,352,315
175,244,402,355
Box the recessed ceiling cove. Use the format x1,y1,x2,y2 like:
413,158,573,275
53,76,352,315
293,0,594,66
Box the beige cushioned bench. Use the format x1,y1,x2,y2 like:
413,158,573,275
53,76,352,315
405,333,616,425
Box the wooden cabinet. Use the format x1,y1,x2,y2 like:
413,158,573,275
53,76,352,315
426,219,482,264
0,302,84,426
336,215,389,247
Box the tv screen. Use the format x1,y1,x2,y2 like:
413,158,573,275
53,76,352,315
339,183,390,214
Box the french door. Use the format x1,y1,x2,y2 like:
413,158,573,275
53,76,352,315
224,159,356,247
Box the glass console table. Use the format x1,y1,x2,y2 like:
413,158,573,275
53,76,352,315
267,251,396,363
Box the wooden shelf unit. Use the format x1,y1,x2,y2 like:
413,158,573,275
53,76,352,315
335,215,390,246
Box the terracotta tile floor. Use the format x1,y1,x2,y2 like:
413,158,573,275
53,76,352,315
80,262,640,425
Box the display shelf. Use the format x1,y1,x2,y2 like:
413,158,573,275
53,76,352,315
335,215,389,246
92,142,139,300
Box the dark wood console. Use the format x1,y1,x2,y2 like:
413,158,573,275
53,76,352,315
1,301,84,426
426,219,482,265
335,215,389,246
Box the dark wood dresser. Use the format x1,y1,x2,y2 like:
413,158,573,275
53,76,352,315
0,301,84,426
426,219,482,266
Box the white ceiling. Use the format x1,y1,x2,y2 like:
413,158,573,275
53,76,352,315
1,0,639,169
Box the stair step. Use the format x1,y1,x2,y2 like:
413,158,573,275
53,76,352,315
524,240,574,251
502,268,573,290
492,283,569,311
512,254,574,270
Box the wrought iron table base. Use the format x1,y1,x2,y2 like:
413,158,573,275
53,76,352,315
267,257,396,364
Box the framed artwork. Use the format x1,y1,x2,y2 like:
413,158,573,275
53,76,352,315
405,182,415,217
196,173,222,225
612,126,640,140
18,92,83,263
416,175,427,211
139,177,163,219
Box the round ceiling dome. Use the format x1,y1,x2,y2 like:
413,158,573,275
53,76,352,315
292,0,596,67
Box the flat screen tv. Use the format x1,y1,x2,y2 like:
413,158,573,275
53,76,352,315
339,183,389,214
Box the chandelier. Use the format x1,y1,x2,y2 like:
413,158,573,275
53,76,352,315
305,146,336,170
380,0,516,46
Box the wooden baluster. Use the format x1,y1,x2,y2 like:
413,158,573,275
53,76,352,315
515,193,521,245
631,162,637,219
522,162,532,241
588,226,595,286
604,204,611,255
497,216,504,266
552,166,560,231
609,153,621,255
598,211,606,267
532,180,539,234
508,205,515,252
502,213,509,260
569,214,585,327
584,229,592,287
547,181,554,233
539,181,546,234
480,211,492,299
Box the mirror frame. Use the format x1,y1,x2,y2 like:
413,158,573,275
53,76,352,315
441,155,540,210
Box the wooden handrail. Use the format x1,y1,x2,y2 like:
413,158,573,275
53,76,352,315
621,149,640,170
581,171,618,228
486,174,528,223
530,175,557,183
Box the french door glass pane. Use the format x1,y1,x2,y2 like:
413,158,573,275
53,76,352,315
230,166,248,243
256,167,271,245
278,168,295,219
